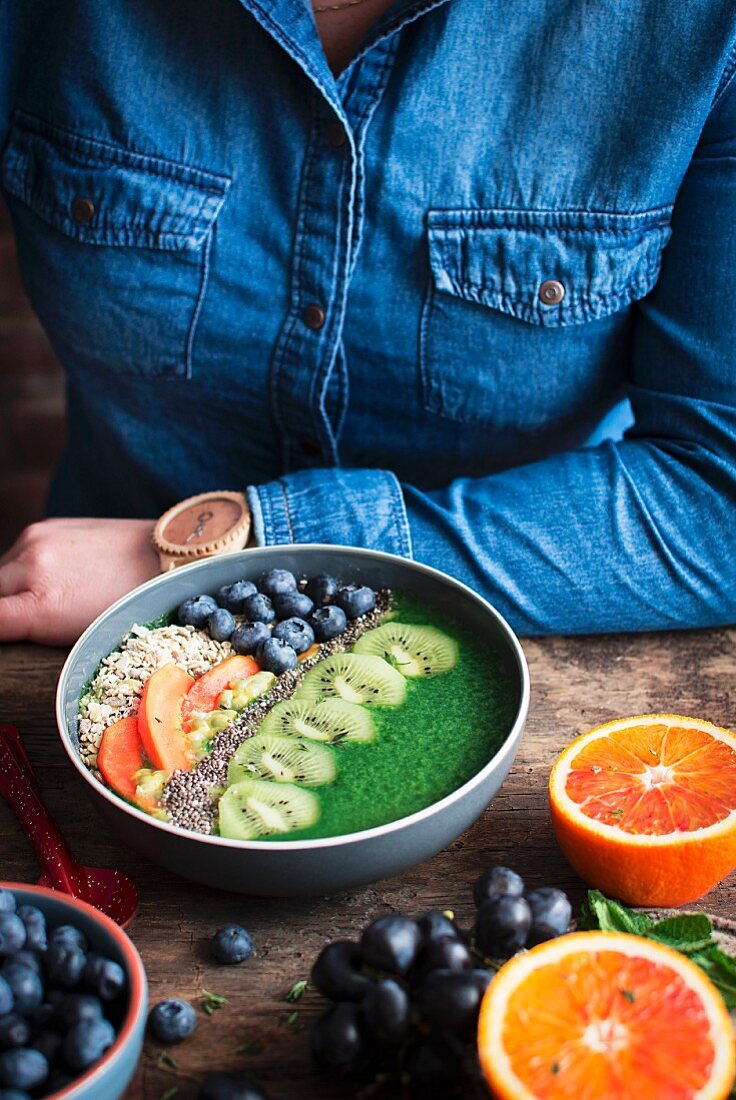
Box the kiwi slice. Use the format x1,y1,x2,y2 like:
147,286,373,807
228,734,336,787
295,653,406,707
218,777,320,840
353,622,459,677
259,698,376,744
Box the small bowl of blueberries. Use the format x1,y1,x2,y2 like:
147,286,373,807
0,882,146,1098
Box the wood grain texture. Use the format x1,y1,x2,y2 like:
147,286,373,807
0,629,734,1098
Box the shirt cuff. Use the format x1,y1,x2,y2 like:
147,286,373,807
247,467,413,558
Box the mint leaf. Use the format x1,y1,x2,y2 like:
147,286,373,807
286,979,308,1003
580,891,736,1014
202,989,228,1015
580,890,652,935
692,946,736,1009
645,914,713,955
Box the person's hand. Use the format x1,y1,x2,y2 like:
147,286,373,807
0,518,160,646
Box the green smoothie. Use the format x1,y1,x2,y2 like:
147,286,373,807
256,592,517,841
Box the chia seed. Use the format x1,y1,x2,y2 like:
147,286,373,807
162,590,393,834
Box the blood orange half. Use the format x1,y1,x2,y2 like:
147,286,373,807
477,931,736,1100
549,714,736,905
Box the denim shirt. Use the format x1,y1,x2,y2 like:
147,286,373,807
1,0,736,634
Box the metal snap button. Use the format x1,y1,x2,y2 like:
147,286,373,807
302,304,326,330
71,197,95,224
539,279,565,306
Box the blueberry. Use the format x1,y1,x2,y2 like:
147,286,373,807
84,954,126,1001
230,621,270,655
0,1017,29,1051
15,910,45,956
475,895,531,958
2,955,38,979
242,593,276,625
257,569,297,598
63,1017,115,1070
473,865,525,908
208,608,236,642
0,919,24,959
0,981,12,1018
0,1089,32,1100
272,617,314,655
272,591,314,621
178,595,219,629
49,925,87,952
304,573,338,607
211,926,253,965
525,887,572,946
335,584,376,619
0,1048,47,1091
46,944,86,989
416,968,491,1037
413,935,472,981
310,605,347,642
0,897,15,917
417,910,460,945
217,581,257,614
310,942,374,1003
310,1002,365,1072
255,638,297,674
1,968,41,1014
360,915,422,976
148,999,197,1044
55,994,103,1030
360,980,411,1046
198,1071,270,1100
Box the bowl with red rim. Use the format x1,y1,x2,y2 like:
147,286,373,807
0,882,146,1099
55,545,530,895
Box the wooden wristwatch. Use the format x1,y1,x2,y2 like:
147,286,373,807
151,491,252,572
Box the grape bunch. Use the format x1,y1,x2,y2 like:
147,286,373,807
309,867,571,1095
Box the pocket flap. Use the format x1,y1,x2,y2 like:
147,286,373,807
1,111,231,250
427,207,672,326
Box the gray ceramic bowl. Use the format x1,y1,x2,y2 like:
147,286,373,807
56,546,529,896
1,882,146,1099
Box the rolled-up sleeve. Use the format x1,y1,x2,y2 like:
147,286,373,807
248,467,412,559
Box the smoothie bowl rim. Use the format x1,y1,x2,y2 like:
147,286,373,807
0,880,147,1100
55,544,530,852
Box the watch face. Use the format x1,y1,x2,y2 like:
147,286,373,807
162,496,245,549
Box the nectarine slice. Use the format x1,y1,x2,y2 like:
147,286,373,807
138,665,195,773
97,716,157,811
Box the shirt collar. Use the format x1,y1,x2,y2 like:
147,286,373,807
237,0,453,113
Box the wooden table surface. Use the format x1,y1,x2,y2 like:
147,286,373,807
0,629,734,1098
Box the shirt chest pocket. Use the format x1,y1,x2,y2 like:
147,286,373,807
1,112,231,380
419,207,672,431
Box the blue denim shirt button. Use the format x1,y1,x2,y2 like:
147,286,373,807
302,303,326,329
71,197,95,224
539,279,565,305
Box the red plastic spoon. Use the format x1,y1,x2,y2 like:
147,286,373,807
0,723,138,927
